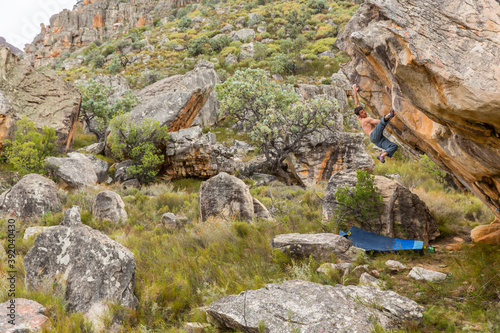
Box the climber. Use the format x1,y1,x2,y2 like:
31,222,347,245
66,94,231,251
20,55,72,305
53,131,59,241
352,84,398,163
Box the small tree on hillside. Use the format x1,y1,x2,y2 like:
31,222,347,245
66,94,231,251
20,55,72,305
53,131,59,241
3,116,57,175
216,68,337,183
77,79,139,142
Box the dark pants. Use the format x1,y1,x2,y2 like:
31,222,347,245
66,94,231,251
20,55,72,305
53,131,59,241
369,116,398,157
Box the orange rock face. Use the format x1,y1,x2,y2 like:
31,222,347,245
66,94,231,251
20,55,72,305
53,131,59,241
336,0,500,243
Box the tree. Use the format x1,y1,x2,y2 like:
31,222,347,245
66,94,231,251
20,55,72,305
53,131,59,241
76,79,139,142
216,68,337,183
108,116,169,184
333,170,384,233
3,117,57,175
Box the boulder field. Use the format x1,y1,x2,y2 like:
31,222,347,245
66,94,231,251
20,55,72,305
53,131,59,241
336,0,500,243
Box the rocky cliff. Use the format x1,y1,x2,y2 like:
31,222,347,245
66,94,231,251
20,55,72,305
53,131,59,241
0,46,81,151
0,37,22,55
25,0,201,68
336,0,500,243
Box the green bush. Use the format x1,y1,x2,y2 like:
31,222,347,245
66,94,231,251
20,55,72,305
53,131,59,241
178,16,192,29
208,34,232,53
102,44,118,57
108,117,169,184
3,117,57,175
333,170,384,233
116,40,132,53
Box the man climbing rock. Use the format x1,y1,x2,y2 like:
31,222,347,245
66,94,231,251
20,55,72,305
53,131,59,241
353,84,398,163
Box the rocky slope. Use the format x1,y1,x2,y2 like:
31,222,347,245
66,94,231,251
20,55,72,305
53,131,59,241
336,0,500,243
25,0,201,68
0,37,22,55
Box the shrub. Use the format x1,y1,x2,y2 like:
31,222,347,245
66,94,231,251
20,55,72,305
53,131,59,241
132,40,146,51
153,18,161,27
178,16,192,29
208,34,232,53
216,68,336,183
333,170,384,233
3,117,57,175
108,117,169,184
307,0,328,14
85,49,105,69
188,36,210,56
116,40,132,53
176,7,189,19
271,53,295,74
76,79,139,141
102,44,117,57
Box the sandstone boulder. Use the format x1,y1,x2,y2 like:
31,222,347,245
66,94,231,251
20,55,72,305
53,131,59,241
165,126,235,180
0,174,61,220
24,226,57,240
323,170,440,243
238,43,254,60
92,191,127,223
286,128,374,187
199,172,254,222
161,212,180,230
252,198,272,220
45,153,98,189
336,0,500,242
271,233,363,262
0,46,80,151
70,152,109,183
77,142,105,155
207,280,424,332
23,206,138,314
124,60,220,132
0,299,49,332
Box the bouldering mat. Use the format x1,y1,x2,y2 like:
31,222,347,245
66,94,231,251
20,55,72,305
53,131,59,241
340,226,424,251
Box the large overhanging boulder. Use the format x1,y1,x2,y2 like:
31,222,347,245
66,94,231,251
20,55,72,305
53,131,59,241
323,170,440,244
0,46,80,151
335,0,500,242
128,60,220,131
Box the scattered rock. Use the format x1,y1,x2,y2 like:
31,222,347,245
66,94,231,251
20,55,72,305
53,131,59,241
221,24,233,33
161,212,180,230
252,198,272,220
386,260,407,270
72,153,109,183
351,264,370,277
122,179,141,189
271,233,364,262
250,173,277,186
317,262,353,275
408,267,447,282
199,172,254,222
238,43,254,59
207,280,424,332
183,322,210,333
231,140,254,155
323,170,440,243
77,142,105,155
318,50,335,58
225,53,237,66
0,299,49,332
44,153,98,189
272,74,283,81
229,29,255,42
92,191,127,224
360,272,385,290
23,206,138,318
0,174,62,220
257,26,267,33
113,160,135,183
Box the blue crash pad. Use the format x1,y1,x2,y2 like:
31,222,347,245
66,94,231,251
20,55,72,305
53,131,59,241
339,226,423,252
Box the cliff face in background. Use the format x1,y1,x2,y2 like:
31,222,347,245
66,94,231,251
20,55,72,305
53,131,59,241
25,0,201,68
0,46,81,151
336,0,500,242
0,37,23,55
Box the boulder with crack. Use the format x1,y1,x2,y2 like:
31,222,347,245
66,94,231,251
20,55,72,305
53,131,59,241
323,170,440,243
23,206,138,327
207,280,424,332
92,191,127,224
44,153,100,189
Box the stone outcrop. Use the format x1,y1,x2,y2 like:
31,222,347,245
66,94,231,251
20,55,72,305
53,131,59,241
295,83,349,112
126,60,219,130
45,153,99,189
199,172,259,222
92,191,127,223
336,0,500,242
323,170,440,243
23,206,138,314
207,280,424,332
0,174,61,220
0,299,49,332
165,126,235,180
286,127,374,188
0,46,80,151
271,233,363,262
24,0,202,68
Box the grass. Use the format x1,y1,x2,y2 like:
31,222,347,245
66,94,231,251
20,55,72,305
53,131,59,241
72,123,97,150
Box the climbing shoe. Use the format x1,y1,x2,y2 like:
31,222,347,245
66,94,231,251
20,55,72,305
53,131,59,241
389,109,395,119
377,155,385,163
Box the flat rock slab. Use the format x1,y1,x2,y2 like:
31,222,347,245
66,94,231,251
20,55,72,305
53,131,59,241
207,280,424,332
0,298,49,332
408,267,447,282
271,233,363,262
